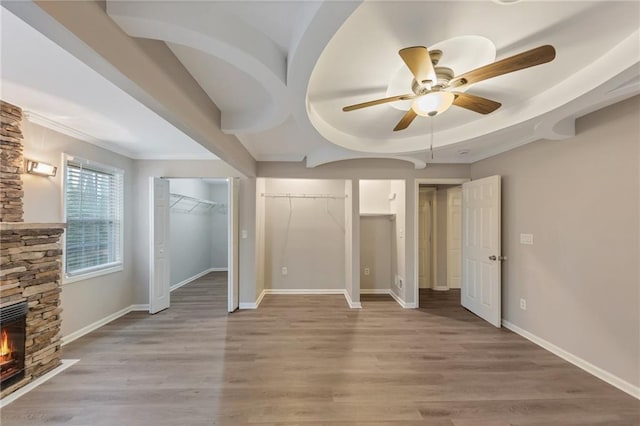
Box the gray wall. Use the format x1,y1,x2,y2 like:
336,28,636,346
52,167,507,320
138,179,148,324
360,216,392,291
21,120,135,338
264,178,346,290
209,182,228,269
168,179,214,286
470,96,640,387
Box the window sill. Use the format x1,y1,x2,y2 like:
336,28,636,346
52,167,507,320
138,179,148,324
63,263,123,285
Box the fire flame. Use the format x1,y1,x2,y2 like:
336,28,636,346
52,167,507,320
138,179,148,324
0,329,12,361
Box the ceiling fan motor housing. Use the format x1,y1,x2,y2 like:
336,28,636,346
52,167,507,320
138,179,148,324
411,67,455,94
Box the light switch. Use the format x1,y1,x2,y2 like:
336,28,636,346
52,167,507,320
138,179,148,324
364,267,370,276
241,229,248,239
520,233,534,245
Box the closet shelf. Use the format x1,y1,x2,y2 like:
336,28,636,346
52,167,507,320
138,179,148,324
170,193,226,213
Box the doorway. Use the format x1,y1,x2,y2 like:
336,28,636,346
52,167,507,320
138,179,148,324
149,177,239,314
413,178,468,307
418,184,462,305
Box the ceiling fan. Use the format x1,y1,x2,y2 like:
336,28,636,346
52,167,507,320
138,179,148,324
342,44,556,131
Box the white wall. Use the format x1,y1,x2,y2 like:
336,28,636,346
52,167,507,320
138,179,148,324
389,180,406,300
345,179,359,304
359,180,391,214
21,120,135,338
168,179,214,286
471,96,639,390
255,178,266,299
264,178,346,290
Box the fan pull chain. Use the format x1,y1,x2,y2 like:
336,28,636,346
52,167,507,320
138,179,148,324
429,118,434,161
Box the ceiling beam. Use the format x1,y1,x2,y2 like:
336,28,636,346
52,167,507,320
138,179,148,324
4,0,256,177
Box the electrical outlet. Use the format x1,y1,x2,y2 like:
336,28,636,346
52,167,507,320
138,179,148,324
364,267,370,276
281,267,288,276
398,277,403,289
520,298,527,310
520,233,534,245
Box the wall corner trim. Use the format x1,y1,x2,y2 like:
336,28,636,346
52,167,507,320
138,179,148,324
502,320,640,400
170,268,219,292
344,291,362,309
389,289,415,308
239,289,266,309
61,304,148,346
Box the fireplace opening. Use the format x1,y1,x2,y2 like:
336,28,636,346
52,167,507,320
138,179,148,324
0,301,27,388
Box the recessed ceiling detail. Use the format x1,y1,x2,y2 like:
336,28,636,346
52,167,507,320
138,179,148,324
306,1,640,159
4,1,637,167
107,1,290,134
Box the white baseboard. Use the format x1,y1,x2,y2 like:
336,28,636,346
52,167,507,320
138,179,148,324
130,304,149,311
1,359,79,408
502,320,640,400
263,289,346,295
260,289,361,309
360,289,391,294
170,268,217,292
344,291,362,309
209,267,228,272
239,289,266,309
433,286,449,291
389,290,408,308
62,303,148,346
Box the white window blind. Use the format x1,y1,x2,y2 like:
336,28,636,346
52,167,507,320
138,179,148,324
64,158,123,277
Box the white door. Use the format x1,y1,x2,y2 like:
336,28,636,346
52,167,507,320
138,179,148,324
461,176,501,327
447,187,462,288
149,177,170,314
227,178,239,312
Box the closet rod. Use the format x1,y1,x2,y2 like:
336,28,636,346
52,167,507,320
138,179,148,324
261,192,348,200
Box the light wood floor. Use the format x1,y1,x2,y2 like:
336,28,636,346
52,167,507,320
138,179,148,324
1,273,638,425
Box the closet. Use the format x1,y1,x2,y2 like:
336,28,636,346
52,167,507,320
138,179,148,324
359,180,406,303
168,179,228,289
256,178,351,295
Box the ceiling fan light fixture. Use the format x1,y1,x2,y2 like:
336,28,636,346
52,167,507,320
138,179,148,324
412,91,455,117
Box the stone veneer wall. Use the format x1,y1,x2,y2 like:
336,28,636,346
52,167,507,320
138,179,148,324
0,101,24,223
0,99,65,399
1,224,65,398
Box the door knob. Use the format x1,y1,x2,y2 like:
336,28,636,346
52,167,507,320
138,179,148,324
489,255,497,261
489,255,507,261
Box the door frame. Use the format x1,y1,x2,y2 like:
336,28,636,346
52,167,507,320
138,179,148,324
446,186,463,289
413,178,469,307
148,176,238,313
418,187,436,289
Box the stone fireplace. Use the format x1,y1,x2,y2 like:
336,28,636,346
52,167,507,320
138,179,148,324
0,301,27,388
0,100,65,398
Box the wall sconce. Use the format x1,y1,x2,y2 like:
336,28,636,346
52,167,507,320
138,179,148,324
25,159,57,177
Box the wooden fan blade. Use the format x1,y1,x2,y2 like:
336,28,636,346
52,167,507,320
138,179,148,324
343,94,415,112
393,109,418,131
399,46,437,86
450,45,556,88
452,92,501,114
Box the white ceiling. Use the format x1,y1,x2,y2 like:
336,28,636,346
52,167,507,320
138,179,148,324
0,8,216,160
2,1,639,167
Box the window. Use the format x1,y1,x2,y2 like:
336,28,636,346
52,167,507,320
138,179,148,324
63,155,124,281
